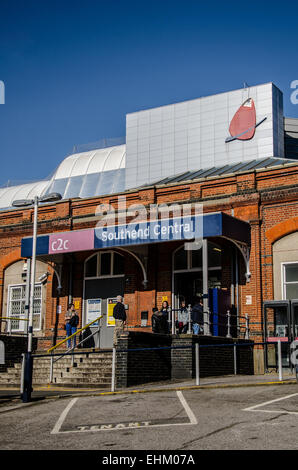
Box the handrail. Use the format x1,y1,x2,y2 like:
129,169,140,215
47,315,103,353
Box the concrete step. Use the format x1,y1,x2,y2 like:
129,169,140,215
0,351,113,387
53,377,111,386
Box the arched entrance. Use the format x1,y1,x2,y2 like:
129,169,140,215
172,240,232,336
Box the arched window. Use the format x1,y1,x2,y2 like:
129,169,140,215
85,251,124,278
273,231,298,300
173,241,221,272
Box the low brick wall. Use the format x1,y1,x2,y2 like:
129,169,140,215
0,335,38,372
191,336,254,378
116,331,254,388
116,331,172,388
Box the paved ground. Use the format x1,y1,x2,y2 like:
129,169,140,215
0,373,298,452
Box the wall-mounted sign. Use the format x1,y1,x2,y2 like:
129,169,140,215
107,298,118,327
49,230,94,254
86,299,101,326
21,212,250,257
226,98,266,143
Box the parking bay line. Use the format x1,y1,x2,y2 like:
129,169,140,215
51,391,198,434
243,392,298,415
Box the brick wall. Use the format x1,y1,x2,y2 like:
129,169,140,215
0,162,298,351
0,334,38,372
115,331,254,388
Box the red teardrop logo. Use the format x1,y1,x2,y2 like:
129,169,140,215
228,98,256,141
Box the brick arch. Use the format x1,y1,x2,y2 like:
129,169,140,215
0,248,22,272
266,217,298,244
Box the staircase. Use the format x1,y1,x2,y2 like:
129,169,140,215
0,349,113,389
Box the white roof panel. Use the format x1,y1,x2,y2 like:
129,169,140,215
0,144,127,209
53,145,126,179
0,181,49,209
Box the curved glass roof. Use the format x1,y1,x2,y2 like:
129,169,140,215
0,145,126,210
0,180,50,210
0,148,297,211
44,145,126,200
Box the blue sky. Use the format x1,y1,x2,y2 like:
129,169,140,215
0,0,298,185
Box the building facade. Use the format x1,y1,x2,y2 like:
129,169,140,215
0,82,298,372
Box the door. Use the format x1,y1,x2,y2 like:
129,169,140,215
84,277,124,348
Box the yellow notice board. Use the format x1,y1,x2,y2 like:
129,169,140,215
107,298,118,327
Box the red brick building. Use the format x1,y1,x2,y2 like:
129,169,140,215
1,156,298,372
1,83,298,374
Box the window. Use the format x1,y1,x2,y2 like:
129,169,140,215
84,251,124,278
208,243,222,268
7,283,42,332
174,247,188,271
283,263,298,300
173,241,221,272
85,255,97,277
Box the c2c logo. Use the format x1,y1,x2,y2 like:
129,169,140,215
51,238,70,252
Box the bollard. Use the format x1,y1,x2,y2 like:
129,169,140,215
233,343,237,375
195,343,200,385
21,352,33,403
20,353,25,394
278,340,283,381
111,347,116,392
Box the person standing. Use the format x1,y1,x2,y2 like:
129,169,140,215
160,300,170,333
113,295,126,347
177,300,189,334
191,297,204,335
65,303,79,348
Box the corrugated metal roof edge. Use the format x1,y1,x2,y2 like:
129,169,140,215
143,158,298,189
2,158,298,213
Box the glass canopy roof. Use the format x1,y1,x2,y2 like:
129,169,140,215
0,149,297,211
0,145,126,210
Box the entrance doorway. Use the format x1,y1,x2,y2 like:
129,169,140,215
172,241,222,309
84,251,125,348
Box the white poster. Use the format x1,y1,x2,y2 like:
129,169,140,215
86,299,102,326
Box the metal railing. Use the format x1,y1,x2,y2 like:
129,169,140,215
16,338,297,397
110,339,294,391
45,315,103,383
157,307,250,339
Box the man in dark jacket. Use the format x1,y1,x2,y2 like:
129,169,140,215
191,297,203,335
113,295,126,346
